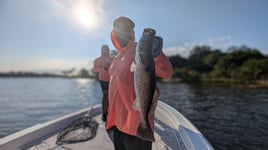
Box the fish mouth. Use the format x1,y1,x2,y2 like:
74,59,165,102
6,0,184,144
143,28,156,36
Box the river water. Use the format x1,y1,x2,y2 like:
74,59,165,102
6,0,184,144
0,78,267,149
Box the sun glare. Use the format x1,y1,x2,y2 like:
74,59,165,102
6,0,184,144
72,1,101,31
74,6,98,30
50,0,104,32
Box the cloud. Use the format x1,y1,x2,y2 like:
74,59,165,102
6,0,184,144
0,58,93,73
32,58,92,70
264,50,268,55
163,36,233,58
207,36,233,50
163,42,195,58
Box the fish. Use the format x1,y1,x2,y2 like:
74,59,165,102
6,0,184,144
132,28,160,142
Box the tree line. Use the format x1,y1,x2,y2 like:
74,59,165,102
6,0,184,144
2,44,267,83
169,45,268,83
0,68,95,78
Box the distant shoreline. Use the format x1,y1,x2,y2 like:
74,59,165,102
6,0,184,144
0,71,97,79
1,73,268,88
0,76,96,79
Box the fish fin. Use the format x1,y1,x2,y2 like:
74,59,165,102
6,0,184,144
132,98,139,110
149,86,160,115
130,61,136,72
136,124,155,142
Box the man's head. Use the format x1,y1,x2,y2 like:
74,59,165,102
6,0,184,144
112,16,135,49
101,45,109,56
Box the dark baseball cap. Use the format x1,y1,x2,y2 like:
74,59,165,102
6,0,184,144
113,16,135,31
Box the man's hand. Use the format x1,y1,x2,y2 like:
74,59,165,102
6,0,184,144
152,36,163,57
104,63,110,71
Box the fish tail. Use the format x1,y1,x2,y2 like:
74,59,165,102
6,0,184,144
136,123,155,142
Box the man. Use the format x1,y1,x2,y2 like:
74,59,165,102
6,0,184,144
93,45,113,122
107,16,173,150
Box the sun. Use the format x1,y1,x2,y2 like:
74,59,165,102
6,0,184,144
50,0,105,32
73,4,99,31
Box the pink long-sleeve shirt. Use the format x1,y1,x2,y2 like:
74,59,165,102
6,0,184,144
106,41,173,137
93,55,113,81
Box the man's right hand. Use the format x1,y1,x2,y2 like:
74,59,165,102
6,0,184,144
104,63,110,71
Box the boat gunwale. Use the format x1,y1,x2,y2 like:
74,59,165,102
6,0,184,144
0,104,101,149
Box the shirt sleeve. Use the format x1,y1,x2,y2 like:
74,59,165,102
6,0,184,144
93,58,102,73
154,52,173,79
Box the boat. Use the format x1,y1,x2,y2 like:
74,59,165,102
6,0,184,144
0,101,214,150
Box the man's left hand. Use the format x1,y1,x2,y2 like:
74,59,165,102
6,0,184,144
152,36,163,57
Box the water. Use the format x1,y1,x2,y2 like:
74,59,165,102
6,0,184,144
0,78,268,149
158,82,268,150
0,78,102,138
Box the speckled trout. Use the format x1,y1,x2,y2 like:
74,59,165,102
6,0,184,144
132,28,160,142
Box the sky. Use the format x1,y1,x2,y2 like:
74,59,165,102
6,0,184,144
0,0,268,72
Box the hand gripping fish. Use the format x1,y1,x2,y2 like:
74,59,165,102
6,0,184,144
131,28,160,142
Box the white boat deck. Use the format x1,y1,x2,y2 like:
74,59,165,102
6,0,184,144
0,101,214,150
27,114,179,150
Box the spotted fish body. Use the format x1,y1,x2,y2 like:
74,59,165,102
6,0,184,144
133,28,159,142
